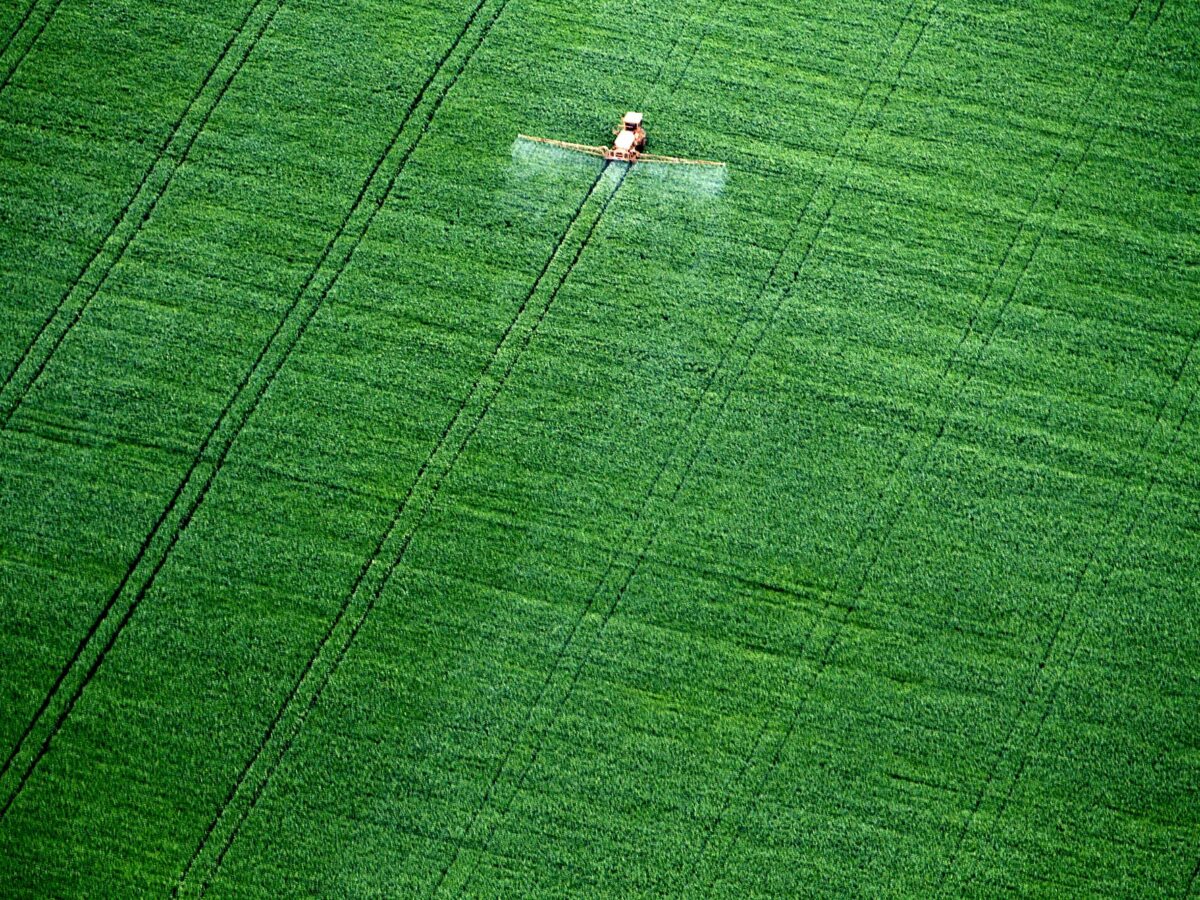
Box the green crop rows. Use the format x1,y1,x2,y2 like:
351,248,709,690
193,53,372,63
0,0,1197,894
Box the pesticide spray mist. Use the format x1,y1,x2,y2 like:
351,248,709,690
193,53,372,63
510,136,726,199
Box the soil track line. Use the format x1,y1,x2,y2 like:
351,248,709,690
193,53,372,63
423,3,931,894
0,0,59,94
933,1,1175,888
0,0,274,422
687,0,1166,889
427,79,712,900
0,0,284,796
0,0,502,822
179,161,627,898
0,0,42,61
941,341,1196,891
986,380,1197,843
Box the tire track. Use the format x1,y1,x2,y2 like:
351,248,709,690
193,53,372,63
178,161,626,898
424,4,930,894
688,1,1164,890
940,327,1196,894
0,0,283,790
929,3,1171,888
0,0,42,61
670,10,723,93
0,0,501,821
647,3,717,95
0,0,272,419
676,2,943,887
0,0,59,94
985,375,1196,839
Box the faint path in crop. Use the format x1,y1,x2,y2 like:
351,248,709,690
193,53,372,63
677,0,1172,892
0,0,505,833
0,0,60,95
241,12,738,894
931,0,1180,889
0,0,279,427
0,0,42,63
178,160,627,898
948,369,1197,896
416,1,939,894
1186,854,1200,897
939,148,1193,900
169,0,619,897
0,0,285,802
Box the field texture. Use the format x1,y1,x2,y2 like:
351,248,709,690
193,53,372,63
0,0,1198,895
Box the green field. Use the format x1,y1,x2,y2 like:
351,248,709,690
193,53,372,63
0,0,1197,895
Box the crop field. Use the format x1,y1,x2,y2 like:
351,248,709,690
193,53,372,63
0,0,1197,895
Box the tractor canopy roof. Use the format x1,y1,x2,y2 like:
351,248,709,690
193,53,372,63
613,129,637,151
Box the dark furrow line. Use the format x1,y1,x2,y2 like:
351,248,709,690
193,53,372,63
7,415,184,458
644,0,726,98
0,0,40,60
646,16,692,89
1186,853,1200,898
697,2,1159,888
0,0,493,820
0,0,284,428
672,6,939,888
458,201,846,891
681,236,847,888
439,5,926,897
0,0,59,93
936,0,1138,379
199,163,626,898
453,310,744,895
933,7,1164,886
671,13,723,92
0,0,285,792
972,339,1198,860
175,159,613,896
431,27,832,894
423,169,632,900
0,0,268,404
963,387,1196,887
709,3,1161,887
440,5,931,893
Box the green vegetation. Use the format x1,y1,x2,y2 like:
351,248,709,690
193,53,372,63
0,0,1197,895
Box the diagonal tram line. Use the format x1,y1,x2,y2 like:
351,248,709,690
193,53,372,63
931,329,1192,894
689,0,1169,889
0,0,43,62
425,17,737,892
0,0,277,423
0,0,60,94
977,368,1197,862
422,2,936,894
942,253,1192,892
932,0,1177,888
670,10,939,879
0,0,284,791
949,383,1196,891
0,0,505,822
192,2,733,881
178,160,629,898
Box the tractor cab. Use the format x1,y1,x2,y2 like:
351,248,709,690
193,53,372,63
607,111,647,160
